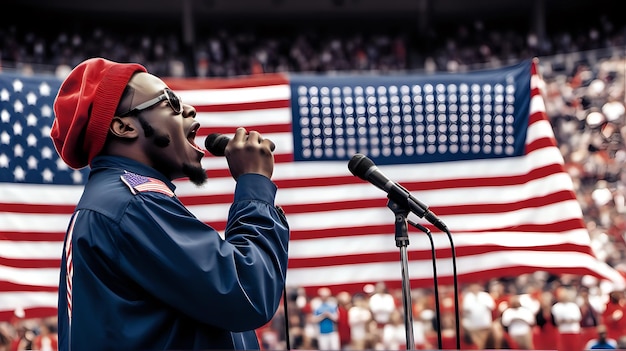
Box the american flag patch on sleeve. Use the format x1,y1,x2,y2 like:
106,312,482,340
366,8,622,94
120,172,175,197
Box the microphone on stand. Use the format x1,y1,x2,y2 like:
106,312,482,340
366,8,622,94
349,153,460,350
348,153,448,232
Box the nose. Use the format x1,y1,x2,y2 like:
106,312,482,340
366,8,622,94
182,103,196,118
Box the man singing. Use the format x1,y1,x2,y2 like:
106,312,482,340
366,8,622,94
51,57,290,350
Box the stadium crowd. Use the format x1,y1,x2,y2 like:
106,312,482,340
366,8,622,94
0,8,624,78
1,7,626,351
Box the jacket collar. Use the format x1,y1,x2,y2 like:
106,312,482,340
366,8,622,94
89,155,176,192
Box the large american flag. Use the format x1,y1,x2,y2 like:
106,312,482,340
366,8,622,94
0,59,623,320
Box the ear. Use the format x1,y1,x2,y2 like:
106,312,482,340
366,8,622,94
109,116,139,139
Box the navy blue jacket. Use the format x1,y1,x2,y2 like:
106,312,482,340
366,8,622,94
57,156,289,350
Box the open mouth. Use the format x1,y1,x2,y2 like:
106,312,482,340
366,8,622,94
187,123,204,154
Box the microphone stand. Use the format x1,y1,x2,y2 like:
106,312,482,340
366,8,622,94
406,198,460,350
391,185,460,349
348,153,459,350
407,219,442,350
387,199,415,350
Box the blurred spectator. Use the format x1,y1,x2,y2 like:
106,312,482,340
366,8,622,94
347,293,372,350
552,287,583,351
10,324,33,351
579,285,603,342
368,281,396,332
579,286,602,329
382,309,407,350
312,287,340,350
618,335,626,349
381,309,406,350
601,290,626,341
583,324,617,349
501,294,536,349
411,291,434,350
31,320,58,351
286,287,310,349
487,279,509,348
0,323,10,351
461,282,495,349
439,309,460,350
531,284,574,349
335,291,352,350
263,302,287,350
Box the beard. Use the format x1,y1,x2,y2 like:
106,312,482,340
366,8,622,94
182,163,208,186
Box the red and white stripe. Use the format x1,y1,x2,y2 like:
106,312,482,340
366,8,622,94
65,211,77,324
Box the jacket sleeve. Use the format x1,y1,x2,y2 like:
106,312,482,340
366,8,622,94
113,173,289,331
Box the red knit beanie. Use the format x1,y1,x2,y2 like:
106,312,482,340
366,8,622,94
51,57,147,169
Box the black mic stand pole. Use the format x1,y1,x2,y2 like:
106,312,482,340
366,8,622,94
282,286,291,350
387,199,415,350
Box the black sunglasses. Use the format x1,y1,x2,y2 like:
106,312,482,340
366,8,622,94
120,88,183,117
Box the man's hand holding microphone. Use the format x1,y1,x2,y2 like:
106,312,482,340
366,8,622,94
205,127,276,180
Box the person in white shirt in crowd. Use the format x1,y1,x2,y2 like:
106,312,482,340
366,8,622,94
368,282,397,330
501,294,536,349
551,287,583,351
381,309,406,350
348,293,373,350
461,282,495,350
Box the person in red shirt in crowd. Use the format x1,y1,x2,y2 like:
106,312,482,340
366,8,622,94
9,325,33,351
31,322,58,351
298,290,316,350
601,290,626,342
336,291,352,350
578,285,602,344
488,280,510,349
412,293,434,350
430,284,465,349
440,311,465,350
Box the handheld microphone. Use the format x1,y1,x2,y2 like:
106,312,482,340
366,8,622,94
204,133,230,156
204,132,277,157
348,153,448,232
